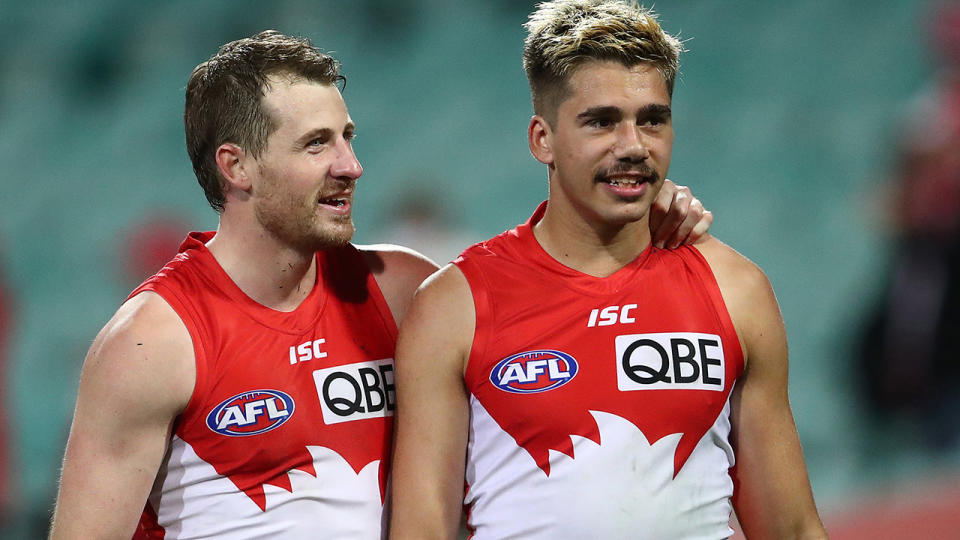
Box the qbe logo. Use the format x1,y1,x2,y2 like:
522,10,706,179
206,390,295,437
615,333,725,391
490,350,578,394
313,359,394,425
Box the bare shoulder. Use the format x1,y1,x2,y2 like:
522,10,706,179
410,263,473,311
693,236,777,312
693,236,783,366
356,243,442,326
693,236,770,294
356,243,441,274
83,291,195,416
397,263,475,373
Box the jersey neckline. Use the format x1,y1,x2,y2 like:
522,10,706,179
512,201,657,296
176,231,328,334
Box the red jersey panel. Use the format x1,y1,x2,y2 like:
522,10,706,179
131,232,396,539
455,203,744,539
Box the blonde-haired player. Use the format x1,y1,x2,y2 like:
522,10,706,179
389,1,827,538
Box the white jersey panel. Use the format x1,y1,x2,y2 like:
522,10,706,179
464,397,736,539
149,436,385,539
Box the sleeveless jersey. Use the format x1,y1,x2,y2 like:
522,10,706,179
455,203,744,539
130,232,397,539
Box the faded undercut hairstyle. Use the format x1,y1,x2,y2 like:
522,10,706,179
184,30,344,212
523,0,683,125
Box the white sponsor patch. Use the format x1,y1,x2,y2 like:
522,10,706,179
312,359,395,424
615,333,724,391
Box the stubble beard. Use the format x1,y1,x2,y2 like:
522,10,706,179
255,190,355,254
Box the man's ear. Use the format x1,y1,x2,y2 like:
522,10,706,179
528,115,555,166
215,143,252,192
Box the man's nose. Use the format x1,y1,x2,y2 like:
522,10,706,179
612,124,650,162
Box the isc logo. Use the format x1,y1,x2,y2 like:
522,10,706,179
587,304,638,327
490,350,578,394
206,390,295,437
289,338,327,364
616,332,725,392
312,359,395,425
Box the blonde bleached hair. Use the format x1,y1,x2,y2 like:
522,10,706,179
523,0,683,124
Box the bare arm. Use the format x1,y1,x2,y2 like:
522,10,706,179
389,265,475,540
697,237,827,539
49,292,195,539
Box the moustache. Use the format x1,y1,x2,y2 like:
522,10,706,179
594,164,660,184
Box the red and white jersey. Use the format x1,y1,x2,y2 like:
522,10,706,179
131,232,397,539
455,203,744,539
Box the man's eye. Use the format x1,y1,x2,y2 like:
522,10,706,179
588,118,613,128
308,139,322,147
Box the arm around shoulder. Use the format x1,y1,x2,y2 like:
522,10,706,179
695,237,828,539
49,292,195,539
389,264,475,540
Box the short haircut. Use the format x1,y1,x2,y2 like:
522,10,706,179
184,30,344,212
523,0,682,125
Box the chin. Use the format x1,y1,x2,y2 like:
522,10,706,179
308,228,354,251
601,203,650,225
280,221,355,253
319,221,356,247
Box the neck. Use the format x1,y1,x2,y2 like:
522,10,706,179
532,198,652,278
205,218,319,312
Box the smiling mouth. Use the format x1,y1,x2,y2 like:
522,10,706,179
604,177,646,187
597,173,658,190
595,165,659,187
318,196,349,207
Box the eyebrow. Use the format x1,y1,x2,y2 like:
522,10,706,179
295,122,354,146
577,106,621,120
640,104,672,118
576,103,672,119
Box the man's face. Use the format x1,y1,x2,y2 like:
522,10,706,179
544,60,673,229
250,77,363,252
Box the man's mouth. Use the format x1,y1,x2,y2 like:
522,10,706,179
595,166,659,187
603,176,647,187
319,196,348,207
317,193,353,215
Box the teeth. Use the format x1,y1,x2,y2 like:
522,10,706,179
607,178,639,186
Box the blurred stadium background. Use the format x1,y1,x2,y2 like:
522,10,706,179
1,0,959,537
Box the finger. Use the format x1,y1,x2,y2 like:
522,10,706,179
648,178,676,236
688,210,714,244
653,186,691,248
667,197,704,248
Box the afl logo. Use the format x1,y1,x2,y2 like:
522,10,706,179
206,390,295,437
490,350,578,394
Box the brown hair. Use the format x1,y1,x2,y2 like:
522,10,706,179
523,0,683,125
184,30,344,212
